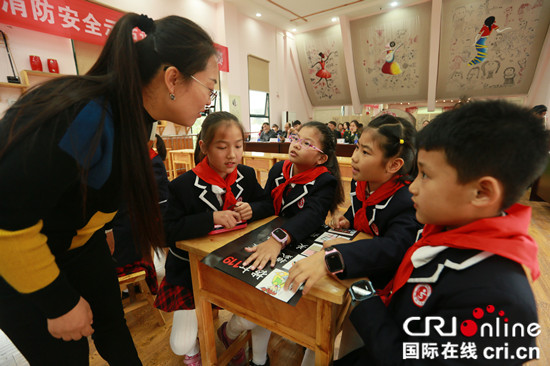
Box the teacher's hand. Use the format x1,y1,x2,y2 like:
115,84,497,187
47,296,94,341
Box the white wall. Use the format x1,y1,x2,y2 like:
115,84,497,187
0,24,77,113
0,0,312,129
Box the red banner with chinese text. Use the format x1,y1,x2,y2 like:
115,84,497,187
1,0,229,70
0,0,139,45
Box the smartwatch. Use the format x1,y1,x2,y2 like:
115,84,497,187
271,228,289,248
324,246,344,275
349,279,377,302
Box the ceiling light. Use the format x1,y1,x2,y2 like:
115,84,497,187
256,12,262,17
292,28,297,32
331,17,338,22
390,1,399,7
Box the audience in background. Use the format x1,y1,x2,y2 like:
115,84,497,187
259,122,277,141
327,120,339,144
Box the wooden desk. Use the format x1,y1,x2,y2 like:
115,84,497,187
177,218,368,365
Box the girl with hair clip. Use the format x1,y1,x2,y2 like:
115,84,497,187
286,115,423,366
216,121,344,366
155,111,268,366
0,13,219,365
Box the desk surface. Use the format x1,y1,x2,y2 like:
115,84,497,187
176,217,369,304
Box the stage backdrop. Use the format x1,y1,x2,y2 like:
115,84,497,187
350,2,431,103
295,25,352,106
437,0,550,99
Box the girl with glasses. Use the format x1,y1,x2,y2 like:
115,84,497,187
216,121,344,366
286,115,422,365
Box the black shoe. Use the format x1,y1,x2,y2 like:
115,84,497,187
249,355,270,366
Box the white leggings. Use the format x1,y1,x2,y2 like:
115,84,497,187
226,314,271,365
170,310,200,356
300,316,364,366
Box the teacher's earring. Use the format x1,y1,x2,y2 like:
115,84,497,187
169,93,175,100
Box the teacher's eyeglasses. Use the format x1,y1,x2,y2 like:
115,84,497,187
190,75,218,102
288,134,325,154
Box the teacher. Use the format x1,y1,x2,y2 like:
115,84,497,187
0,13,217,365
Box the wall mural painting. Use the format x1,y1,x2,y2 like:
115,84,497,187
296,26,352,106
350,2,431,103
437,0,550,99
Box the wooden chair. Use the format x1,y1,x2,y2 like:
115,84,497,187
169,150,195,179
118,270,165,326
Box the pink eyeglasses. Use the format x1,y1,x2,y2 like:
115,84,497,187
288,134,325,154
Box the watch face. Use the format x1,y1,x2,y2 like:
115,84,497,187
272,228,287,241
325,252,344,273
350,280,375,301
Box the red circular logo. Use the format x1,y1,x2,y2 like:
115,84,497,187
298,197,305,209
412,284,432,307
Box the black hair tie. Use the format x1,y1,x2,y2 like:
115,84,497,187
136,14,155,34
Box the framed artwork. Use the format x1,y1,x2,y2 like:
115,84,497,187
437,0,550,98
296,25,352,106
350,2,431,103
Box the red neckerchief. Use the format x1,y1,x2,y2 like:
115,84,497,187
353,177,406,235
381,203,539,305
271,160,329,215
192,157,238,210
149,148,158,160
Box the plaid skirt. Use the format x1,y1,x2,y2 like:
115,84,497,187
115,260,158,295
154,278,221,312
154,277,195,312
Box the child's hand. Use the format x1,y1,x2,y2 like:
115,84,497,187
329,215,350,229
322,238,349,249
233,202,252,221
285,250,327,295
243,237,282,270
213,210,241,228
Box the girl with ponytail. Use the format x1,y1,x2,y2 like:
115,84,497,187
0,13,217,365
286,115,423,365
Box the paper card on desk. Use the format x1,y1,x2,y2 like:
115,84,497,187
203,219,344,306
327,227,359,238
269,138,279,142
282,254,306,270
315,232,351,243
301,243,323,257
251,152,265,157
256,269,297,302
337,139,345,144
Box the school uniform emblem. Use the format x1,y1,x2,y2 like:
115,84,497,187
412,284,432,307
298,197,305,209
370,223,379,236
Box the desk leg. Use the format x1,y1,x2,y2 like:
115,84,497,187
315,299,334,365
189,253,217,365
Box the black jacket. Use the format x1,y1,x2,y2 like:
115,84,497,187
337,181,422,288
342,247,539,365
250,160,337,243
112,154,169,266
163,164,267,286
